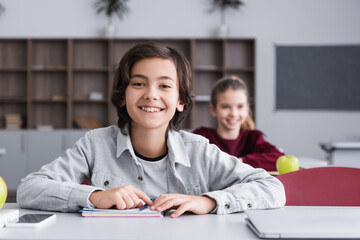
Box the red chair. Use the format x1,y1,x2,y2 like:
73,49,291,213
276,167,360,206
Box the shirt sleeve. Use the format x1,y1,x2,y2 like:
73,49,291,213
201,142,286,215
242,131,285,171
16,131,104,212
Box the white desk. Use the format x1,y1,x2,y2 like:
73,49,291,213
0,203,259,240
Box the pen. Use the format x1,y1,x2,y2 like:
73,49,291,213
140,198,156,211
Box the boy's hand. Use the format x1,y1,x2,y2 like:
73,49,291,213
150,194,216,218
89,185,153,210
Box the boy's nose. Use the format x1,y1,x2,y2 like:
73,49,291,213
144,87,159,100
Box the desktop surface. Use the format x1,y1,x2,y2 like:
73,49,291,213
0,203,257,240
2,204,359,240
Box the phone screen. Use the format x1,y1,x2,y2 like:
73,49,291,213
17,214,54,223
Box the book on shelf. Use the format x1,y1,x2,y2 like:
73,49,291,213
36,125,54,131
4,113,22,130
74,117,102,130
52,93,66,101
80,208,163,218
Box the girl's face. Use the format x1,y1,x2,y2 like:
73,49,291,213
125,58,184,132
210,89,249,134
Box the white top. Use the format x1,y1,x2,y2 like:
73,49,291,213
137,156,168,198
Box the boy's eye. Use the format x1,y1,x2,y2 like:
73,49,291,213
221,105,230,109
132,82,144,87
160,84,171,89
237,105,244,109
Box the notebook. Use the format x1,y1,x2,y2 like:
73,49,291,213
0,209,19,228
245,207,360,239
80,208,163,218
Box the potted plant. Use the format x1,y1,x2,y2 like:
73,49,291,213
209,0,244,37
94,0,130,37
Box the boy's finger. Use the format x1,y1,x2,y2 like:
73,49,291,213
171,204,187,218
136,202,144,208
134,189,153,205
115,198,126,210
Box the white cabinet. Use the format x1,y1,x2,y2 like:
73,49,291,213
0,131,27,190
27,131,65,172
0,130,88,190
63,130,87,150
27,130,87,172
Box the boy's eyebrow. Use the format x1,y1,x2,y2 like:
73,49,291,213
130,74,175,82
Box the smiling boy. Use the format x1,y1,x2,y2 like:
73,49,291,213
17,43,285,217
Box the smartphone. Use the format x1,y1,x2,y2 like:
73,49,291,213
5,214,56,228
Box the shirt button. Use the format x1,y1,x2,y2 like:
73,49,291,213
224,204,230,209
247,203,252,208
104,180,109,186
137,176,143,181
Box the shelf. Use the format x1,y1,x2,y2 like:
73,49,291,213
0,98,27,103
0,40,27,68
0,38,256,130
193,66,223,71
31,40,67,67
73,67,109,72
31,67,67,72
225,67,255,72
193,95,211,102
0,67,28,72
73,40,108,68
31,99,67,103
72,99,107,103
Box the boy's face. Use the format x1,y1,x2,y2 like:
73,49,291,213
210,89,249,134
124,58,184,132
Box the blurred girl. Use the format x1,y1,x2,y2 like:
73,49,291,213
193,76,284,171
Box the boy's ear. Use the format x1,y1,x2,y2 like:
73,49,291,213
177,101,184,112
209,104,217,117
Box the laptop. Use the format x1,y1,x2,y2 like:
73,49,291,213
245,207,360,239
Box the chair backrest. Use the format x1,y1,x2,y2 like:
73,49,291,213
276,167,360,206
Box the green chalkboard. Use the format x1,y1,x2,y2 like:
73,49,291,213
276,45,360,110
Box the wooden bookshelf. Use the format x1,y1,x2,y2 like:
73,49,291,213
0,38,256,130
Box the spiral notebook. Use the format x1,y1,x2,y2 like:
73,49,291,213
80,208,163,218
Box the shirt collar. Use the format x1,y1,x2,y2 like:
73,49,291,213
116,126,134,158
115,126,191,168
167,130,191,168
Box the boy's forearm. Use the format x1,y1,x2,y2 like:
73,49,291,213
17,175,102,212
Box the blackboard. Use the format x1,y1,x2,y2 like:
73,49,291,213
276,45,360,110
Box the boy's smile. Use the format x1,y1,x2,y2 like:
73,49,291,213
140,106,163,113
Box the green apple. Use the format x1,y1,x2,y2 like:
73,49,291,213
276,155,299,174
0,176,7,209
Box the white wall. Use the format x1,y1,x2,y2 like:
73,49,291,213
1,0,360,160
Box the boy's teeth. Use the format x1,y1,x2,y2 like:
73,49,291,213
142,107,160,112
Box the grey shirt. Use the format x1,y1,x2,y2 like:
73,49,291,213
17,125,285,214
137,156,168,199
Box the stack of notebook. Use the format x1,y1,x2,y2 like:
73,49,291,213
4,114,22,130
